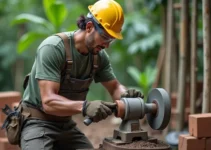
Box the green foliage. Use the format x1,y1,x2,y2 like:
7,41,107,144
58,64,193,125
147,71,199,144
43,0,55,12
0,0,44,91
107,10,161,88
17,32,48,53
11,14,54,32
144,0,167,10
197,49,204,80
0,42,18,69
43,0,68,30
12,0,68,53
128,31,162,54
127,66,157,101
122,12,162,54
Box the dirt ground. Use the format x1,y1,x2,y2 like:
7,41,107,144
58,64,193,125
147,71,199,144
72,114,166,149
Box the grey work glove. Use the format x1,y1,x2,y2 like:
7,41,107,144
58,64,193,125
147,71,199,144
82,100,116,122
121,89,144,99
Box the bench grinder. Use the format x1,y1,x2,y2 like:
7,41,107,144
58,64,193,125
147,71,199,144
84,88,171,150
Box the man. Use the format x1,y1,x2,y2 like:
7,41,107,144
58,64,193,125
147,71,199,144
20,0,143,149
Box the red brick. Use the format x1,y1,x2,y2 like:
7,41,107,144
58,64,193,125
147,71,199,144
11,102,20,109
0,138,20,150
189,113,211,138
206,138,211,150
0,92,21,124
0,123,6,137
179,134,205,150
0,92,21,107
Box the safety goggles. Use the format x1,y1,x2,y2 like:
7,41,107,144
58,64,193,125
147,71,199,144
92,20,115,43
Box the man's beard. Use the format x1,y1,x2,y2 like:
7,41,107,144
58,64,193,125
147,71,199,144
86,33,95,54
87,47,96,55
86,32,105,55
87,45,105,55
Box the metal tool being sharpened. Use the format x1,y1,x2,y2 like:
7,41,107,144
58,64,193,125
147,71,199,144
84,88,171,150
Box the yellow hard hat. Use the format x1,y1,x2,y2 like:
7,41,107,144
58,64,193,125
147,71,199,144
88,0,124,39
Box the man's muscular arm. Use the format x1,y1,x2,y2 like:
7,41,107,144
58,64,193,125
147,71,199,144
38,79,84,116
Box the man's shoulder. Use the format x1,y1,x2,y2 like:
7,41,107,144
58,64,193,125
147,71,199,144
38,35,62,49
98,49,110,61
38,31,73,49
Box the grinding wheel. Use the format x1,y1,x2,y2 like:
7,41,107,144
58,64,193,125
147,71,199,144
146,88,171,130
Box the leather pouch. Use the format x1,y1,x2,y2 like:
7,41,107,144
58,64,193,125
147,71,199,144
2,104,30,145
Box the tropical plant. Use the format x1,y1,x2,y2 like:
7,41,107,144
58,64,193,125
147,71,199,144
127,65,157,101
0,0,44,91
108,11,161,87
11,0,68,53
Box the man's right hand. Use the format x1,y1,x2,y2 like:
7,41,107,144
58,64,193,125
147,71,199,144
82,100,116,122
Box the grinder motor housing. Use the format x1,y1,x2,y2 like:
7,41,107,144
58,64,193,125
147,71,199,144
112,88,171,143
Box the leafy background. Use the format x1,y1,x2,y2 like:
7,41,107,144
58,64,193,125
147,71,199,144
0,0,203,102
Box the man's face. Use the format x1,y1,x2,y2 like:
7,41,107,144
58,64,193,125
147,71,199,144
85,21,115,55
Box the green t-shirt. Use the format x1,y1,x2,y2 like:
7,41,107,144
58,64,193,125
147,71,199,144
22,31,116,107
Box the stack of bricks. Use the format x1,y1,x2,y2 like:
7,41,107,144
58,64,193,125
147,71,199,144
0,91,21,150
179,113,211,150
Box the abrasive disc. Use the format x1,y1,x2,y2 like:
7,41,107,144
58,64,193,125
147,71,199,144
146,88,171,130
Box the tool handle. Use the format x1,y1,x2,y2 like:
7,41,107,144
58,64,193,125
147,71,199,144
83,108,117,126
83,117,93,126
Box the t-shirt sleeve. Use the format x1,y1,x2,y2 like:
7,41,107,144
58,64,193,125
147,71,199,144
94,50,116,83
35,44,65,82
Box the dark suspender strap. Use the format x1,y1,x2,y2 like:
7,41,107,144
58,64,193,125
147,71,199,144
55,32,98,78
91,54,98,77
55,33,72,61
55,33,72,79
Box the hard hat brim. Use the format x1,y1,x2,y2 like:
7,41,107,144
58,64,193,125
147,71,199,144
106,29,123,40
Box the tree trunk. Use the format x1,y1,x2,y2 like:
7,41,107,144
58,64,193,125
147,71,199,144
14,59,24,91
171,23,179,92
190,0,198,114
164,0,174,93
153,4,167,88
176,0,189,132
14,24,25,92
202,0,211,113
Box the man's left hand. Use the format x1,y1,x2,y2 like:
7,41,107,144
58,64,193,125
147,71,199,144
121,89,144,99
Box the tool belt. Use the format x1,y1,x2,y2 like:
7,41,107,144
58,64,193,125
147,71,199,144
1,102,71,145
22,103,71,122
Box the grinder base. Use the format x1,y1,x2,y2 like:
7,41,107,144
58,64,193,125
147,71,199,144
113,129,148,143
102,137,171,150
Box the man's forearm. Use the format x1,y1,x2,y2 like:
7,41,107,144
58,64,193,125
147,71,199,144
42,94,84,117
111,84,127,101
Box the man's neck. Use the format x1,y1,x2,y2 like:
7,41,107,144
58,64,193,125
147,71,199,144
73,30,89,55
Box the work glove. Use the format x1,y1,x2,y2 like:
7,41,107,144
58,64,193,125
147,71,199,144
82,100,116,122
121,89,144,99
